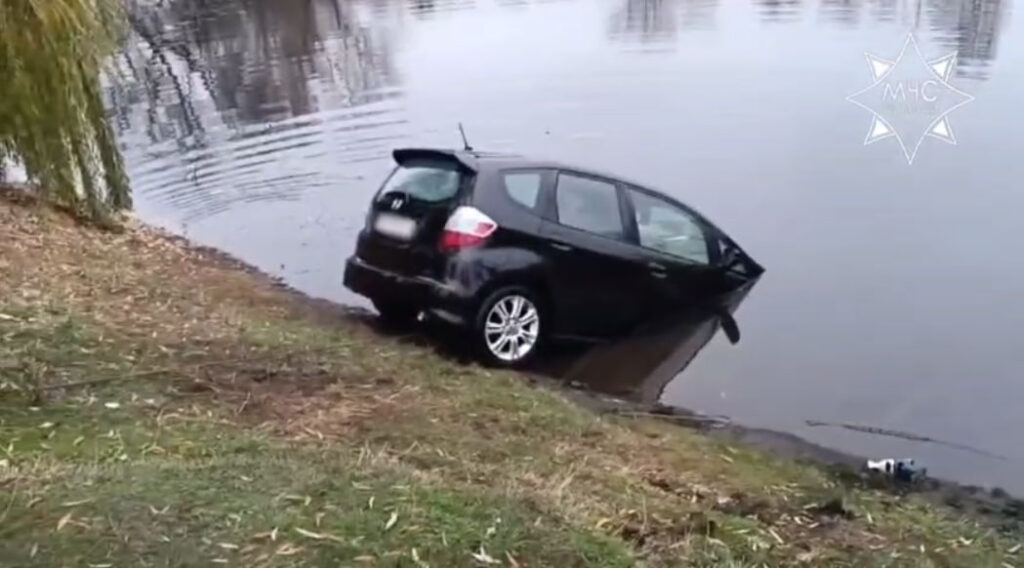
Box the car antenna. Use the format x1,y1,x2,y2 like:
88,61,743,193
458,122,474,152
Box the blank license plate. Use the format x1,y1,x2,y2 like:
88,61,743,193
374,213,416,240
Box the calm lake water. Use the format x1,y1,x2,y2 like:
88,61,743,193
111,0,1024,492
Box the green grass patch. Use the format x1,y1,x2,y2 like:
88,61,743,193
3,199,1024,566
1,448,635,567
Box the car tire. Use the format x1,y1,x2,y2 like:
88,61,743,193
473,286,544,367
372,299,420,326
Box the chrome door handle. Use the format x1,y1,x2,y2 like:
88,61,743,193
650,271,667,279
551,242,572,252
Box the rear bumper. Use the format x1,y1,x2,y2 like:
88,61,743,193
343,256,476,325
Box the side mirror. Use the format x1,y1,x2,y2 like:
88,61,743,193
717,309,740,344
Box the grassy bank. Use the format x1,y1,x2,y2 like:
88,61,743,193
0,193,1021,567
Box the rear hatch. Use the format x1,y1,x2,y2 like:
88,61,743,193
356,150,474,278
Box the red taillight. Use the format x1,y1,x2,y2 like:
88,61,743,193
439,206,497,252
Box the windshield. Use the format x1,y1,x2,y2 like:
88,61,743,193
377,159,461,203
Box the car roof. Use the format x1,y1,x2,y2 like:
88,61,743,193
391,147,744,247
392,147,652,192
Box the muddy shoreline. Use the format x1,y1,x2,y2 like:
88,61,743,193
103,207,1024,533
566,389,1024,531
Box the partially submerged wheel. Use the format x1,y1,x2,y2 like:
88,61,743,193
475,287,542,367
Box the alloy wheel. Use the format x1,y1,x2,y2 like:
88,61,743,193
483,294,540,362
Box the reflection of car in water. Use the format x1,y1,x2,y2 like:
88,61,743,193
561,281,757,404
344,147,765,366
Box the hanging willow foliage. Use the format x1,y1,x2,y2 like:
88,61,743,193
0,0,131,219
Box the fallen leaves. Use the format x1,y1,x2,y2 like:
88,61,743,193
59,498,94,507
252,528,279,542
294,527,346,543
796,549,820,563
384,511,399,531
470,546,499,565
2,195,1022,568
56,511,73,531
278,494,312,506
275,543,303,556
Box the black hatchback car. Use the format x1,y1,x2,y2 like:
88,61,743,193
344,148,764,366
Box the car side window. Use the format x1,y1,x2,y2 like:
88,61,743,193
502,171,543,210
627,188,710,265
554,173,624,240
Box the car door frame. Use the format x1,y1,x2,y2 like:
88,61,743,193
618,183,726,311
535,168,652,339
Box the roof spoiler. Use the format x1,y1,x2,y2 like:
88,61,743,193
392,148,478,172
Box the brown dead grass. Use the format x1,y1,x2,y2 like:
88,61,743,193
2,190,1022,566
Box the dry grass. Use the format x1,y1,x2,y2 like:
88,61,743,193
1,191,1022,566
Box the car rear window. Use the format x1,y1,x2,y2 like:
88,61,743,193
378,159,461,203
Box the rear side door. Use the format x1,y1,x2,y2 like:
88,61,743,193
537,171,650,338
622,186,722,311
